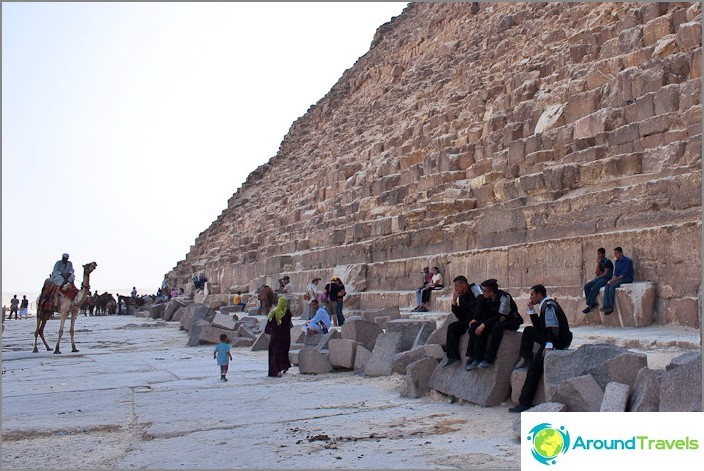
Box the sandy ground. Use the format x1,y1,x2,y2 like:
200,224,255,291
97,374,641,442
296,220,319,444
1,314,522,469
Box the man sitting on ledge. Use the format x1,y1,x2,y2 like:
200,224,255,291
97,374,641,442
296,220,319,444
509,284,572,413
600,246,634,316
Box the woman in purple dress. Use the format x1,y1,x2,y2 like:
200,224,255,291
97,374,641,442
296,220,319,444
267,297,292,377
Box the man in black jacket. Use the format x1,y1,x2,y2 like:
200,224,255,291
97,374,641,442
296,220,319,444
442,276,483,368
509,284,573,413
465,279,523,370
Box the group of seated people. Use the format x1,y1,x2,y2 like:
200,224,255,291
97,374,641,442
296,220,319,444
411,266,444,312
442,275,573,413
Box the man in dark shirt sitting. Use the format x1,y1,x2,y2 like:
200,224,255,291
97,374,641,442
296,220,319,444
442,276,483,368
582,247,614,313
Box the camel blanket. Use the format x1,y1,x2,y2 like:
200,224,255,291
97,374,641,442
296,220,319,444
59,283,79,300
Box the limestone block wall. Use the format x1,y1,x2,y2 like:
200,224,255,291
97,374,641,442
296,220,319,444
169,2,702,328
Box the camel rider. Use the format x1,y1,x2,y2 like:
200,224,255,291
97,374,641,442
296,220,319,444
52,253,75,289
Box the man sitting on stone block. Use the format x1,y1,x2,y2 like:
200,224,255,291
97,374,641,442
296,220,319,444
509,284,572,413
304,299,331,334
465,279,523,370
442,276,483,368
416,266,444,312
600,246,634,315
582,247,613,314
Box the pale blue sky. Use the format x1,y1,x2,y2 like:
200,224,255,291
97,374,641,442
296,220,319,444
2,2,408,293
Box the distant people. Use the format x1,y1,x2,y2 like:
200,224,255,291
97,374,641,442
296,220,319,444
510,284,572,413
582,248,614,314
416,267,444,312
213,333,233,382
600,247,634,315
170,288,179,298
324,276,346,327
131,287,137,299
193,273,208,291
412,267,433,311
233,291,247,312
443,276,483,368
9,295,19,320
304,299,331,334
276,276,295,309
258,285,277,316
466,279,522,370
303,278,322,319
267,297,292,378
19,295,29,319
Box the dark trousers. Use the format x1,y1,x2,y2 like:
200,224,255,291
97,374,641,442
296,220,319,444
421,286,442,304
445,320,469,360
584,277,608,307
468,316,523,362
518,326,571,407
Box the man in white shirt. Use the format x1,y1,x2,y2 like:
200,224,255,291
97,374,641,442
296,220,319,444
417,266,444,312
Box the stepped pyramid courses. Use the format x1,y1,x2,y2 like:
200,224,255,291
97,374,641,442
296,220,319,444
168,2,702,330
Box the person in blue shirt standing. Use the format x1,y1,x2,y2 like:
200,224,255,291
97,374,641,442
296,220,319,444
601,247,634,315
213,334,233,382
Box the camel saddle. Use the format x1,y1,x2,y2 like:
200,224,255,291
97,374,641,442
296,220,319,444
59,283,80,300
39,283,79,312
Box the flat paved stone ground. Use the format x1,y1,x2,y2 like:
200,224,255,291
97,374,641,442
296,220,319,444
1,315,520,469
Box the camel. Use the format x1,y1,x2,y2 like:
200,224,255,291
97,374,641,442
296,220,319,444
33,261,97,354
117,294,144,315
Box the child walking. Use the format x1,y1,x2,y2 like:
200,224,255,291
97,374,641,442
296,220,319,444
213,334,233,382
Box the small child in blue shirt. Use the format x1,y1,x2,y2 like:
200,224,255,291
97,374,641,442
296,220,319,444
213,334,233,382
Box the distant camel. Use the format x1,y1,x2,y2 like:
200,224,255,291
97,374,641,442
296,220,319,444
93,292,115,316
33,262,97,354
117,294,144,315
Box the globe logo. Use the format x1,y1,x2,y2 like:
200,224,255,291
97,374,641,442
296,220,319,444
526,423,570,465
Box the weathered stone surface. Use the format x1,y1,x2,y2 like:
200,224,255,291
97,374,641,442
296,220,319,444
595,282,657,327
392,344,445,375
512,402,567,440
220,305,244,314
211,312,238,330
354,345,372,374
659,352,702,411
510,366,546,406
328,339,359,369
180,303,214,332
551,374,604,412
543,344,648,400
171,306,187,323
149,303,166,319
187,319,210,347
428,331,521,407
364,332,403,377
303,330,341,350
600,382,631,412
424,313,457,348
665,350,702,371
627,367,663,412
401,357,440,398
197,324,235,345
163,300,185,321
290,325,305,345
340,318,383,351
237,325,257,340
250,332,270,352
361,307,401,324
385,319,437,352
298,348,333,374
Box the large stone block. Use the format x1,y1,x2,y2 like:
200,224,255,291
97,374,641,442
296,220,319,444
237,325,258,340
198,324,235,345
181,303,216,332
627,367,663,412
361,306,401,324
163,300,185,321
594,282,657,327
364,332,403,377
149,303,166,319
401,357,440,398
303,329,340,350
298,348,333,374
354,345,372,374
676,20,701,51
385,319,437,352
428,331,522,407
424,312,457,348
187,319,210,347
551,374,604,412
211,312,238,330
250,332,270,351
220,305,244,314
171,306,187,323
341,318,383,351
328,339,359,369
510,367,545,406
600,382,631,412
659,352,702,411
231,337,255,348
392,344,445,374
543,344,647,400
290,325,305,345
512,402,567,440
